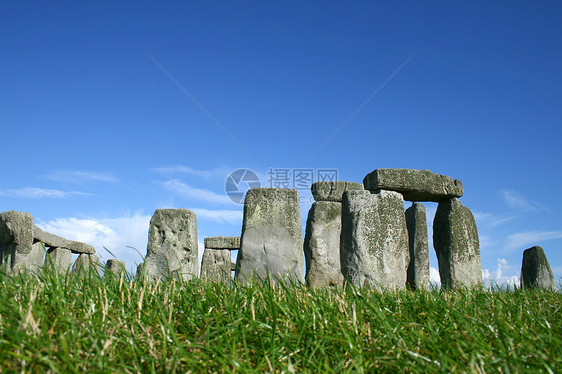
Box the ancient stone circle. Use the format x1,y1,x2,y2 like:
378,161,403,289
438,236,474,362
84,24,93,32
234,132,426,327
0,168,557,290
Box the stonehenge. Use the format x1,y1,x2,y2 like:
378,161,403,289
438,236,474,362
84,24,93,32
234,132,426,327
235,188,304,285
11,168,558,292
200,236,239,283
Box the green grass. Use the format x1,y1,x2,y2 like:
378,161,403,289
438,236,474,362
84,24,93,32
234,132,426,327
0,269,560,373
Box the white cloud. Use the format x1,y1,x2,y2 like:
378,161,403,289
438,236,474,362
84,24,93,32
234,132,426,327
429,266,441,285
505,230,562,251
501,190,548,212
191,208,242,225
36,212,151,273
161,179,234,205
0,187,90,199
44,170,118,183
473,211,518,227
482,258,519,288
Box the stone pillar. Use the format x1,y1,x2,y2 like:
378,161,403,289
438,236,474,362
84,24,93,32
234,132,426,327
340,190,410,290
201,236,240,283
304,181,363,288
0,211,44,274
433,198,482,288
71,254,101,277
105,259,126,278
405,202,430,289
235,188,303,285
44,247,72,274
521,246,557,290
139,209,198,281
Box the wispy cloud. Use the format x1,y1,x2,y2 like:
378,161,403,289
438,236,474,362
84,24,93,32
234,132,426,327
153,165,230,180
160,179,233,205
44,170,118,183
505,230,562,251
191,208,242,225
501,190,548,212
473,210,518,227
0,187,90,199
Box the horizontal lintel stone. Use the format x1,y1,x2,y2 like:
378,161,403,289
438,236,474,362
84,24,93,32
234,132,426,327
204,236,240,250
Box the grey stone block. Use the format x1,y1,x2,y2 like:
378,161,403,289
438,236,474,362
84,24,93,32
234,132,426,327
363,169,463,202
520,246,557,290
405,202,430,290
304,201,344,287
311,181,364,202
143,209,199,281
105,259,126,278
433,198,482,288
200,248,232,283
235,188,303,285
341,190,410,290
0,211,37,273
204,236,240,250
71,254,101,277
33,226,96,254
44,247,72,274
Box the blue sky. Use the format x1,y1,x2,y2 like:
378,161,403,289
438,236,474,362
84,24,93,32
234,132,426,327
1,1,561,285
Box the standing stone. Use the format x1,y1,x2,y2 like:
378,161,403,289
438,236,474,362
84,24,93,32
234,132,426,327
141,209,198,281
235,188,303,284
71,254,100,277
405,202,430,289
520,246,557,290
433,198,482,288
44,247,72,274
340,190,410,290
105,259,126,278
304,201,344,287
200,249,232,283
363,169,463,202
0,211,41,273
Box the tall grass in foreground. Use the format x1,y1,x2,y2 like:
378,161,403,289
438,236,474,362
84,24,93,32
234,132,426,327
0,269,560,373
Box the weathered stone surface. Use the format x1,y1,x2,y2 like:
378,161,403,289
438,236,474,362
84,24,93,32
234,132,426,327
340,190,410,290
433,198,482,288
33,226,96,254
200,249,232,283
44,247,72,274
105,259,126,277
71,254,100,277
363,169,463,202
0,211,36,273
521,246,557,290
12,242,45,274
311,181,364,202
235,188,303,284
142,209,198,281
304,201,344,287
204,236,240,250
405,203,430,289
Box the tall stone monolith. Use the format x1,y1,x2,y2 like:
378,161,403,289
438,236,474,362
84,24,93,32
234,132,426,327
0,211,44,274
340,190,410,290
140,209,198,281
235,188,303,285
520,246,557,290
405,202,430,289
433,198,482,288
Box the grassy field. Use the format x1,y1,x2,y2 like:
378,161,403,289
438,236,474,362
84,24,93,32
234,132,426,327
0,269,560,373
